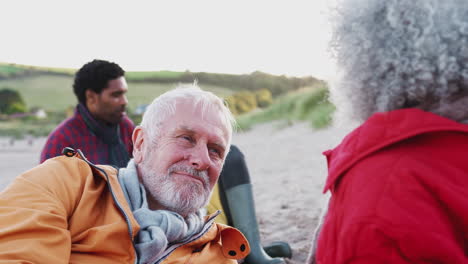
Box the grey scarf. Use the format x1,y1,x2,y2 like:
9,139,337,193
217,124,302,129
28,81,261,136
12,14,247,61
77,103,130,167
118,160,204,264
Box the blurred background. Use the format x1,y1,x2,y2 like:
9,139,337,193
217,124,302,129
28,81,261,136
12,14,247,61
0,0,337,139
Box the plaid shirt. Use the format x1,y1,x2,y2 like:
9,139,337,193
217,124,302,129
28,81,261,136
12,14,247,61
40,106,135,165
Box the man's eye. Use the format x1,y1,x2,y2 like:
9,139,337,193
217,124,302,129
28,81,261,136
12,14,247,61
209,147,221,157
181,135,193,142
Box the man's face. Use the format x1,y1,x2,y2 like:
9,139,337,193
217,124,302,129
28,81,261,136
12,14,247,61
135,100,230,216
87,76,128,124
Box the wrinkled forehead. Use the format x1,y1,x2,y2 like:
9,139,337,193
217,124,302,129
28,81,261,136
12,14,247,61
172,99,232,139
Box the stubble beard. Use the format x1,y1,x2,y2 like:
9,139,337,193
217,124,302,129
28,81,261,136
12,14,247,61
140,162,212,216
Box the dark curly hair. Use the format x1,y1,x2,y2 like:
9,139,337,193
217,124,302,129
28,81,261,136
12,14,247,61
73,59,125,104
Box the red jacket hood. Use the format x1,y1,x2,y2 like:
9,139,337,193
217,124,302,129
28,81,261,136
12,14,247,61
323,108,468,193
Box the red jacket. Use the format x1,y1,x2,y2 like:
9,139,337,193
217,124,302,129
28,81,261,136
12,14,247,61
316,108,468,264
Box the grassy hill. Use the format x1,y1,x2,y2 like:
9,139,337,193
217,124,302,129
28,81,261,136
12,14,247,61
0,75,234,112
0,63,75,79
237,85,335,131
0,62,322,94
0,62,334,138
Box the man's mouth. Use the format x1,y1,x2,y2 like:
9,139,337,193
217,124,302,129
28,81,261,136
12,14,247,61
172,171,204,185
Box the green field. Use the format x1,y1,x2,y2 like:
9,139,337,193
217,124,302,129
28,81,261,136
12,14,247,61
0,63,185,80
236,85,335,131
0,65,24,76
125,71,185,80
0,75,234,112
0,64,333,138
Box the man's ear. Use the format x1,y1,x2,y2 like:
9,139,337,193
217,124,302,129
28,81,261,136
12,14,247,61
85,89,98,109
132,126,145,163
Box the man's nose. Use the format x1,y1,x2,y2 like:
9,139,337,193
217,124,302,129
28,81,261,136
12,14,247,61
188,145,210,170
121,95,128,106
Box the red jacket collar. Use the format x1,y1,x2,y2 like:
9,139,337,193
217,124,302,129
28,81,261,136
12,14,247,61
323,108,468,193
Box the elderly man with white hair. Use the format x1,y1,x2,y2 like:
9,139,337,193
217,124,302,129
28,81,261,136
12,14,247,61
309,0,468,263
0,85,250,264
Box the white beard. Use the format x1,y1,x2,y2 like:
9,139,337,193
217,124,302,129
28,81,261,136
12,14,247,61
139,161,212,216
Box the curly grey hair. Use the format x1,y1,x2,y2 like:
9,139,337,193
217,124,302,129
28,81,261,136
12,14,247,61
329,0,468,123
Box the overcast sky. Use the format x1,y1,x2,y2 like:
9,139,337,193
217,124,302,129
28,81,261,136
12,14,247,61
0,0,337,79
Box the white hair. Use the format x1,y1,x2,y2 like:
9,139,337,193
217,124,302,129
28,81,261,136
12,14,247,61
329,0,468,123
140,83,235,156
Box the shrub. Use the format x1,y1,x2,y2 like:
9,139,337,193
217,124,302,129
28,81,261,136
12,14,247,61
0,88,27,114
6,102,27,114
236,85,335,130
224,96,238,115
225,91,259,115
255,89,273,108
235,91,257,114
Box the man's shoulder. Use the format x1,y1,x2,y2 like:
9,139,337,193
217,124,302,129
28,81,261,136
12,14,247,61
16,156,93,195
120,116,135,130
33,155,117,186
49,114,86,136
40,115,85,162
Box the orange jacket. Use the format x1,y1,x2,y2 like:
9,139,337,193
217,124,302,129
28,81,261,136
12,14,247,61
0,154,249,264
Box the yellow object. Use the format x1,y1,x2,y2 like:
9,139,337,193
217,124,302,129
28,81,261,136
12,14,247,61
206,183,228,225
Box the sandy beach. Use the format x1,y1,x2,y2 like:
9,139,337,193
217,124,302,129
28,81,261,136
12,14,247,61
0,122,349,263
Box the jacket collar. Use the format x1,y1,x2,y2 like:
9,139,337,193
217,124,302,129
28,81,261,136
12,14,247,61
323,108,468,193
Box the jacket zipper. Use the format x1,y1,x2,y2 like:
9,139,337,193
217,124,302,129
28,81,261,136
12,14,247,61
151,210,221,264
76,149,138,264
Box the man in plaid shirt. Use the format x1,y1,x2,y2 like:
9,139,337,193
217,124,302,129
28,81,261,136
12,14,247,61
40,59,134,167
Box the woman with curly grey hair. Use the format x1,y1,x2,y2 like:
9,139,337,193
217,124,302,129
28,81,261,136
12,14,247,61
308,0,468,263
